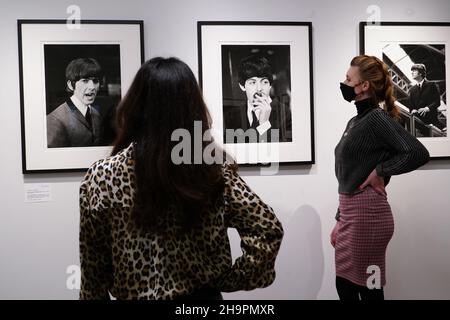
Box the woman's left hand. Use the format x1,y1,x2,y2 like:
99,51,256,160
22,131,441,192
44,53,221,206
359,169,386,196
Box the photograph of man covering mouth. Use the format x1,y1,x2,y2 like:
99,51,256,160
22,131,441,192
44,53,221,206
221,45,293,143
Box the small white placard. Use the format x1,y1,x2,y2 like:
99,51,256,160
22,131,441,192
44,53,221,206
24,183,52,203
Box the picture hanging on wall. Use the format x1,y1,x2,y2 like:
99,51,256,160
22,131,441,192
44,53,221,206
360,21,450,159
18,20,144,173
198,21,315,165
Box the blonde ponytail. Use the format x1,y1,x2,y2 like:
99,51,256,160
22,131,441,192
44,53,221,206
382,64,400,120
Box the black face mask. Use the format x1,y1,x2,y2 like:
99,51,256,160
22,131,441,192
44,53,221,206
340,82,357,102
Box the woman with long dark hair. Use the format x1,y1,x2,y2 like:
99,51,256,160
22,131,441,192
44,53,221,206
331,55,429,300
79,57,283,300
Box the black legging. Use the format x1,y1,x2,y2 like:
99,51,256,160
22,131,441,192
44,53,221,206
336,276,384,300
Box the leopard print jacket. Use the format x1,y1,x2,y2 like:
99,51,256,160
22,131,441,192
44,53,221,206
79,143,283,299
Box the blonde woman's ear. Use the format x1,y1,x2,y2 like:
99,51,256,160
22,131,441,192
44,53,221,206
362,80,370,91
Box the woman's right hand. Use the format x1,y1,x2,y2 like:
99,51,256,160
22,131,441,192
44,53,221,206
330,222,339,248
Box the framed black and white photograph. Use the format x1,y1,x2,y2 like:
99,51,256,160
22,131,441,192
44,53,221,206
198,22,314,165
18,20,144,173
360,22,450,159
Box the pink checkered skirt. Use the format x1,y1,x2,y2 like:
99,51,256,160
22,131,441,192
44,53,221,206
335,187,394,287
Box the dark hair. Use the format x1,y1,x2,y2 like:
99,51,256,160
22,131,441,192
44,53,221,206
238,54,274,86
65,58,102,92
351,55,400,120
411,63,427,78
112,57,233,233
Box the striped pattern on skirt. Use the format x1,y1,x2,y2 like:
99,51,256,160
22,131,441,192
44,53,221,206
335,186,394,287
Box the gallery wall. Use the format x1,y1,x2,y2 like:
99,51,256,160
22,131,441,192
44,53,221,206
0,0,449,299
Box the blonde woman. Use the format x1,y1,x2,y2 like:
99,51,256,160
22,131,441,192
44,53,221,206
331,55,429,300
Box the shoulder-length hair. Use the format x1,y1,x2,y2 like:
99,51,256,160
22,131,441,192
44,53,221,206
112,57,233,233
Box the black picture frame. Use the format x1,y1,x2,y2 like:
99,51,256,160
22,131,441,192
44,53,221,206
360,21,449,159
18,19,145,173
198,21,315,166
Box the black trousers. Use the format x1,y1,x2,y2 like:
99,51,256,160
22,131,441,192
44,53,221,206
336,276,384,300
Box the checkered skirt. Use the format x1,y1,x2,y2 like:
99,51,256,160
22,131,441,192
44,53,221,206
335,187,394,287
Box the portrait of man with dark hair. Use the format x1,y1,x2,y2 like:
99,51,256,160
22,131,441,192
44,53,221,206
46,58,104,148
222,46,292,144
44,44,121,148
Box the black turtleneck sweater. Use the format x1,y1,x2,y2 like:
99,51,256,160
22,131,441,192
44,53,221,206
335,99,430,196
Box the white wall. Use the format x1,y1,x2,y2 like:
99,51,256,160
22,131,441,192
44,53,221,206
0,0,449,300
